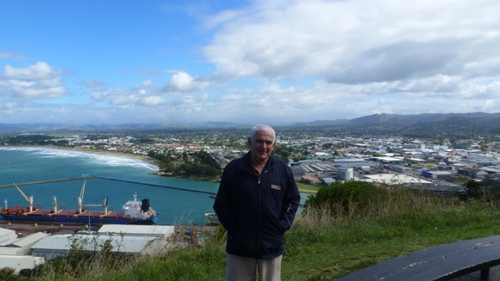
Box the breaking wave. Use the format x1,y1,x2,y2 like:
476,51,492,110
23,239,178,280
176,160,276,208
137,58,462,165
0,147,158,171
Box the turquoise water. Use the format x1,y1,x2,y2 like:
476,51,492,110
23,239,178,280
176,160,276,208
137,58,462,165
0,147,220,225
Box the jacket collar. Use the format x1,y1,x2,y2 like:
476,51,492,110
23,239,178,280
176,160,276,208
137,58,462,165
239,151,275,174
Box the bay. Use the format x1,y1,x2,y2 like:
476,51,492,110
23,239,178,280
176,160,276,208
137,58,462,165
0,147,220,225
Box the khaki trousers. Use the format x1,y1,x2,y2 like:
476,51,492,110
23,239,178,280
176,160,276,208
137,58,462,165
225,254,282,281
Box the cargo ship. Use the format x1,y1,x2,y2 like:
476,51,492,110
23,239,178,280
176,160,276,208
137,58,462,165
0,180,158,225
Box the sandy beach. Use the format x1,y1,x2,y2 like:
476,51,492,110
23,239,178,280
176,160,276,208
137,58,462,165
49,146,160,168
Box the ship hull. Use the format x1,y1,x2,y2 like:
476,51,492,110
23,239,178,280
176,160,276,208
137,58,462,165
1,213,158,225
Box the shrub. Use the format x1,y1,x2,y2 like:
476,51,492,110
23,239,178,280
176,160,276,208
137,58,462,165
304,180,389,219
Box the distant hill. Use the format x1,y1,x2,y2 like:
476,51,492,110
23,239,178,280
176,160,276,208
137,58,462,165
0,121,248,134
287,112,500,137
1,112,500,137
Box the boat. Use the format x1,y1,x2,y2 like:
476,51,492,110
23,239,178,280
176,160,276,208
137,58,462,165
0,180,158,225
204,212,220,226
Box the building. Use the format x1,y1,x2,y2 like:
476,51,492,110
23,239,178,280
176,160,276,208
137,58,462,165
0,232,49,256
0,228,17,243
31,224,176,261
457,168,488,178
98,224,175,240
389,164,411,174
369,156,405,164
0,255,44,274
31,233,170,261
301,175,320,184
321,178,336,185
336,168,354,181
0,229,47,273
359,174,432,187
290,163,306,179
422,170,453,179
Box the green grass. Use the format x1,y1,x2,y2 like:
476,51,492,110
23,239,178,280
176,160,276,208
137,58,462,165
297,182,320,194
16,189,500,281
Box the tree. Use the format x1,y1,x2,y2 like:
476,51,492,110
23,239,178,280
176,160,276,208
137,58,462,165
465,180,482,199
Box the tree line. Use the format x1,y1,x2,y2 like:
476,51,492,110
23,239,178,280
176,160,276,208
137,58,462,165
148,150,222,179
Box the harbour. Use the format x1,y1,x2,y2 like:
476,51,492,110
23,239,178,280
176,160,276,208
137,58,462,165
0,147,221,226
0,148,305,226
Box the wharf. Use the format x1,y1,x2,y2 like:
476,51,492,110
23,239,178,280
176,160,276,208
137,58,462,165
1,220,218,238
1,220,91,236
0,176,95,189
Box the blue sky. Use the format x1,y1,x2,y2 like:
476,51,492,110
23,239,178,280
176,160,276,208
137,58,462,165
1,0,500,125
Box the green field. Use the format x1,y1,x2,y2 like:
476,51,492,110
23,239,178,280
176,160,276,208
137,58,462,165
297,182,320,194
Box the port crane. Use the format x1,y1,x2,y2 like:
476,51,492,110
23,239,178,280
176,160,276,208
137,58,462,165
77,179,86,213
77,180,109,215
13,183,34,213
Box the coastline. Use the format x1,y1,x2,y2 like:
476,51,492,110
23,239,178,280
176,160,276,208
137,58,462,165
48,146,225,183
2,145,315,193
35,146,222,182
51,146,160,168
0,145,157,165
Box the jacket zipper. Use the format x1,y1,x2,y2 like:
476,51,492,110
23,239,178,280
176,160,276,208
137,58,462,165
257,164,274,184
256,166,274,256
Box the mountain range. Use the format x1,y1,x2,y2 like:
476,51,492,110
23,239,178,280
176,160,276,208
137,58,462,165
1,112,499,137
289,112,500,137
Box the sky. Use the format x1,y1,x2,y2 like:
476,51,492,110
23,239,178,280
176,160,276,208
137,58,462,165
1,0,500,125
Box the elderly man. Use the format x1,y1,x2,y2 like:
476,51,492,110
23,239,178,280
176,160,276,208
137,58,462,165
214,124,301,281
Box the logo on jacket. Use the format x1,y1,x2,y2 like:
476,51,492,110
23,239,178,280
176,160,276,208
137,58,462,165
271,184,281,190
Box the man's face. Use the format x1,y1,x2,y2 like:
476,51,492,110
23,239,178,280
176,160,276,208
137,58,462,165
248,130,276,163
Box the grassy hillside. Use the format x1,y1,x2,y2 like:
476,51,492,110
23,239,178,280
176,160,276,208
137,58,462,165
10,183,500,281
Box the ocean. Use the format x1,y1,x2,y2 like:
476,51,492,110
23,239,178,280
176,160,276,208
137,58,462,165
0,147,220,225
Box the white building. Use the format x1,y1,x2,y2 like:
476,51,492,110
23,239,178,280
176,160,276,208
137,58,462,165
337,168,354,181
0,255,44,274
0,232,49,256
359,174,432,186
0,230,48,273
31,224,176,261
31,233,170,261
0,228,17,243
98,224,175,240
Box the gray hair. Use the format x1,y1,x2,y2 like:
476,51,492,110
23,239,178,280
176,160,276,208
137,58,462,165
250,124,275,142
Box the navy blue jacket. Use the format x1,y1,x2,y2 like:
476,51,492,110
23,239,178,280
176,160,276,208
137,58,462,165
213,152,301,259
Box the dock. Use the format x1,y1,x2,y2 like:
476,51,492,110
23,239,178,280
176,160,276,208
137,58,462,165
0,176,95,189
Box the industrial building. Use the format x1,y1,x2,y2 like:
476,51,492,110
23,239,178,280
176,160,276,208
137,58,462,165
0,228,47,273
31,224,176,260
359,174,432,187
0,224,178,269
422,170,453,179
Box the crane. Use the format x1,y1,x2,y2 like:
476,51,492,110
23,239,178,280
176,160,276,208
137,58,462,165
77,180,86,214
13,183,34,213
76,180,109,216
52,196,58,213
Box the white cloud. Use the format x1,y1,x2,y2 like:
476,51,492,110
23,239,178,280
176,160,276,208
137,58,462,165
3,62,54,80
204,0,500,85
0,62,66,99
141,96,166,106
88,80,170,108
163,72,211,92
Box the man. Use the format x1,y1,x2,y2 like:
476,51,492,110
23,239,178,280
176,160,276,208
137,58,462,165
213,124,301,281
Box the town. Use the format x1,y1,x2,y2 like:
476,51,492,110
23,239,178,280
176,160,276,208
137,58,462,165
3,127,500,195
